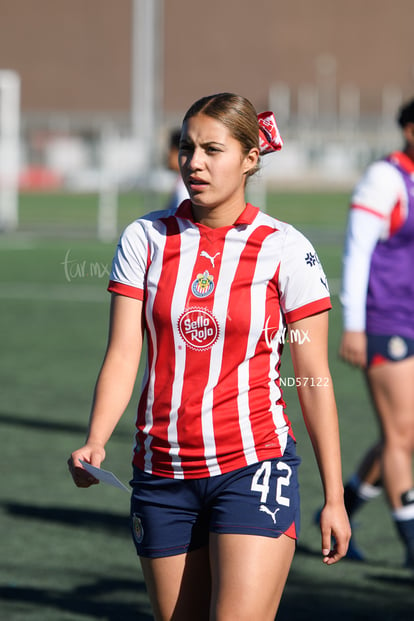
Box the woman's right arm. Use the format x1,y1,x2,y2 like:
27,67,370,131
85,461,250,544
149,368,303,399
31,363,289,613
340,203,383,369
68,293,143,487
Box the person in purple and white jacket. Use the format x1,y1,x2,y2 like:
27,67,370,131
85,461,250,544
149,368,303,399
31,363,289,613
338,97,414,567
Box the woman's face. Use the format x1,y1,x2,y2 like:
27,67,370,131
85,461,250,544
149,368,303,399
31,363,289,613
179,113,258,216
403,122,414,156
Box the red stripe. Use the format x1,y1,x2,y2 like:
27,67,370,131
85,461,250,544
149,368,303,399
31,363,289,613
285,297,331,324
107,280,144,300
389,195,405,236
369,353,388,368
284,521,297,539
351,203,386,219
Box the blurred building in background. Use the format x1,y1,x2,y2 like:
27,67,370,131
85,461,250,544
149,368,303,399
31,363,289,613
0,0,413,192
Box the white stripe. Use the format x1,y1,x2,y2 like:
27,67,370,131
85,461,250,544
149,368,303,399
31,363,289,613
269,310,290,455
141,221,167,473
166,221,200,477
236,360,257,465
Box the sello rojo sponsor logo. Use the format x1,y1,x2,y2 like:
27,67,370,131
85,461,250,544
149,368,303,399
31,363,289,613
178,307,220,351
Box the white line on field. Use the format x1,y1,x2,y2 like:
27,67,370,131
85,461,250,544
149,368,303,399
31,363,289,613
0,282,108,303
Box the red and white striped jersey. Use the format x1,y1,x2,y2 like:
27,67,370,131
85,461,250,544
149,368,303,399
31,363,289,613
108,201,331,479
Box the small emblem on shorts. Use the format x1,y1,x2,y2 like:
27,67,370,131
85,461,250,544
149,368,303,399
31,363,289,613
388,335,408,360
191,271,214,298
132,513,144,543
259,505,280,524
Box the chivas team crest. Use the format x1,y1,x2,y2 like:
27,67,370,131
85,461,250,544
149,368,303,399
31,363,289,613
191,271,214,298
132,513,144,544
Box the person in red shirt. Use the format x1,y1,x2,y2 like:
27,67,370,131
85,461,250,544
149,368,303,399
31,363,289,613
68,92,350,621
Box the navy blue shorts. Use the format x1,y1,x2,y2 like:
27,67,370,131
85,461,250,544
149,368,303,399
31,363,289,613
367,333,414,367
130,445,301,558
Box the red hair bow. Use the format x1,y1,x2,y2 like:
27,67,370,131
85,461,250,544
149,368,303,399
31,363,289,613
258,111,283,154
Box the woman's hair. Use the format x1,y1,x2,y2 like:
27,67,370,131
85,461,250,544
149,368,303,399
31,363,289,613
397,97,414,128
182,93,260,177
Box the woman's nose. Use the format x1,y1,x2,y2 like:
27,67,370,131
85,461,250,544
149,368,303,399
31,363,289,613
187,147,204,170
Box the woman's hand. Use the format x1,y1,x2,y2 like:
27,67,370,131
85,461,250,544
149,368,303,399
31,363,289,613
319,502,352,565
67,443,106,488
339,331,367,368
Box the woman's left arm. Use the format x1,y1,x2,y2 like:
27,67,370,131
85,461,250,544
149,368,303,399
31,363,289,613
288,311,351,565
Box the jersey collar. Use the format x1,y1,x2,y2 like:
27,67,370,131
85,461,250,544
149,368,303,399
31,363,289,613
389,151,414,174
175,200,259,226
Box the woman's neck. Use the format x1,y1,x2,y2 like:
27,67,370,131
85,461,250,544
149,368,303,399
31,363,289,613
404,146,414,162
192,201,246,229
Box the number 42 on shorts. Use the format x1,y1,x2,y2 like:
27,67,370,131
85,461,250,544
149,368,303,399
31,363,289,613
251,460,292,506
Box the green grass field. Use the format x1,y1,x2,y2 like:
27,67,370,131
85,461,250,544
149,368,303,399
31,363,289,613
1,191,413,620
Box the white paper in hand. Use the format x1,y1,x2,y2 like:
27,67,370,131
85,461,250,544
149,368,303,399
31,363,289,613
79,460,130,493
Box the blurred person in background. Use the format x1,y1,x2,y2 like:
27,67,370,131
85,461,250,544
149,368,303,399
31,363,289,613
338,97,414,567
68,92,350,621
166,127,189,210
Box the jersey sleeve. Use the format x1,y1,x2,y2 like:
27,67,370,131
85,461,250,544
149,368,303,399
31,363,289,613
278,226,331,323
340,207,384,331
351,160,402,219
107,220,148,300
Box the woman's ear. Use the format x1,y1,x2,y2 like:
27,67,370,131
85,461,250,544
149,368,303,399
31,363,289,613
243,147,260,175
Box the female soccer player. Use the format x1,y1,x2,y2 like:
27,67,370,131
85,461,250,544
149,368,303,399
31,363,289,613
339,97,414,567
68,92,350,621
